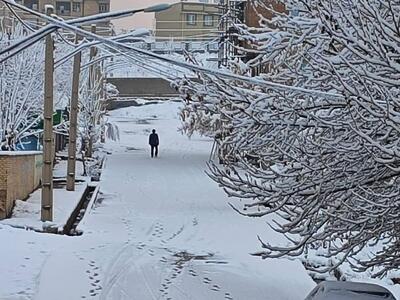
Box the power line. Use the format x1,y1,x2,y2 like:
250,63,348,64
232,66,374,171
0,0,344,99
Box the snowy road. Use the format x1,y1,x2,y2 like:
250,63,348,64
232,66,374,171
85,101,314,300
1,101,315,300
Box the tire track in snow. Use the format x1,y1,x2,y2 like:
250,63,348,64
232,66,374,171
99,244,146,300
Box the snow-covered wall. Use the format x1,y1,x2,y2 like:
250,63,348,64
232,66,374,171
0,152,42,219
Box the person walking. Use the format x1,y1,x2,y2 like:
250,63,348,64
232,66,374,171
149,129,159,158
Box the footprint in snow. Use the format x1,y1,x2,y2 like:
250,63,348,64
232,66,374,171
203,277,211,284
211,284,221,291
82,260,102,298
89,289,97,297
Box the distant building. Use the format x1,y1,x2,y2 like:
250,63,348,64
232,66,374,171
155,2,219,41
1,0,112,35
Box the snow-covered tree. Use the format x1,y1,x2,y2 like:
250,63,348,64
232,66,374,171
179,0,400,277
78,51,118,156
0,13,81,150
0,19,46,150
0,10,118,152
174,74,223,138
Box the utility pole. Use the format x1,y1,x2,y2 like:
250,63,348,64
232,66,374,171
98,59,105,144
41,5,54,222
66,34,82,191
86,24,97,158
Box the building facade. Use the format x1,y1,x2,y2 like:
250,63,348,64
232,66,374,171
3,0,111,34
155,2,219,41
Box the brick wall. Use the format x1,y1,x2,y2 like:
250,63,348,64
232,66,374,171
245,0,286,27
0,152,42,219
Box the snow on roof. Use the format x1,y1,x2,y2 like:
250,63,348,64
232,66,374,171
0,151,42,156
322,281,391,293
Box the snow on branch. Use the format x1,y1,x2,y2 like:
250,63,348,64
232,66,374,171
177,0,400,278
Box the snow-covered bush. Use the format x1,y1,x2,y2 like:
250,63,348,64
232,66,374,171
105,82,118,98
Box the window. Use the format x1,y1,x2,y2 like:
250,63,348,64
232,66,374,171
56,1,71,15
23,0,38,10
290,9,299,17
72,2,81,13
186,14,197,25
204,15,213,26
99,3,109,13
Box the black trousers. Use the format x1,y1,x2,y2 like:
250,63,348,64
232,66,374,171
151,145,158,157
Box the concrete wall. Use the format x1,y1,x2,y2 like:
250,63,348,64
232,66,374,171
0,152,42,219
155,3,183,39
107,78,179,98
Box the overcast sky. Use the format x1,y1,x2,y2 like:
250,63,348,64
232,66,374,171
111,0,177,31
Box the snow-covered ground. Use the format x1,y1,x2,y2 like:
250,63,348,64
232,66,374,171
2,100,400,300
93,101,314,300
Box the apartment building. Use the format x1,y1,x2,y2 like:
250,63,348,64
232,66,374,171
155,2,219,41
3,0,111,34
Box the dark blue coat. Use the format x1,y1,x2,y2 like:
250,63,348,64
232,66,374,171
149,133,159,146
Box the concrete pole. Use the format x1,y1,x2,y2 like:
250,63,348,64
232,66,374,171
41,5,54,222
86,24,97,158
66,34,82,191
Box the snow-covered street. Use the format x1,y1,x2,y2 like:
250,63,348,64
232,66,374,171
93,101,314,299
3,0,400,298
0,101,315,300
